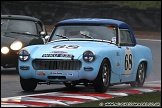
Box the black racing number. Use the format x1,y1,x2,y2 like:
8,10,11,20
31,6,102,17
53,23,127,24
53,45,79,49
125,54,132,70
53,45,66,49
66,45,79,49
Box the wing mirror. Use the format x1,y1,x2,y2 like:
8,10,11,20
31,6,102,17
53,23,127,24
40,31,46,37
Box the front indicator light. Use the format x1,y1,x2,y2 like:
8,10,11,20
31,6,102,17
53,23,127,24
1,47,9,54
84,66,94,71
20,65,30,70
10,41,23,50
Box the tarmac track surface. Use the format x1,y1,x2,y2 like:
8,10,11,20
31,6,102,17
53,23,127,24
1,38,161,107
1,81,161,107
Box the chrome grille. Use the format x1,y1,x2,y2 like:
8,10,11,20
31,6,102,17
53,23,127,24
32,59,82,70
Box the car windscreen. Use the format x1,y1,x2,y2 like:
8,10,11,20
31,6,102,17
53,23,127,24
1,19,38,36
51,25,117,42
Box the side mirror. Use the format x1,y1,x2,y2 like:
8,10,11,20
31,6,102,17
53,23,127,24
40,31,46,37
111,37,116,43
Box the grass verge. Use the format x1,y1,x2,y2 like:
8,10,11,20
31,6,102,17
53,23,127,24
67,91,161,107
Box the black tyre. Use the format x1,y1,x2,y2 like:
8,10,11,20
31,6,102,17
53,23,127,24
94,59,110,93
20,76,37,91
130,62,146,87
63,81,76,88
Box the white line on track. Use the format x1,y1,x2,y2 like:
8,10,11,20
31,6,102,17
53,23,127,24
1,80,160,100
145,80,161,83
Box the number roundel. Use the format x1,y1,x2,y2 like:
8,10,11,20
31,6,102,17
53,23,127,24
53,45,79,49
124,48,133,77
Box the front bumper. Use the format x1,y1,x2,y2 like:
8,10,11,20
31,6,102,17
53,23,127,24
18,59,100,82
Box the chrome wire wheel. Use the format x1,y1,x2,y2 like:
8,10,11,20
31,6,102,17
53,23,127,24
138,62,145,83
130,62,146,87
94,59,110,93
102,63,109,86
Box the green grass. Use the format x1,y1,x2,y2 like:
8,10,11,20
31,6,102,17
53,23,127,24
68,1,161,9
67,91,161,107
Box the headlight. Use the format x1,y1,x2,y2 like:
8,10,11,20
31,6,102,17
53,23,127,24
83,50,95,62
18,50,30,61
1,47,9,54
10,41,23,50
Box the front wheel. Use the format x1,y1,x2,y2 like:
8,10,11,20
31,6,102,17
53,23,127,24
130,62,146,87
94,59,110,93
20,76,37,91
63,81,77,88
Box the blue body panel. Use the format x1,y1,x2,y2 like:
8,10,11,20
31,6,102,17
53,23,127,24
18,18,153,86
19,41,153,84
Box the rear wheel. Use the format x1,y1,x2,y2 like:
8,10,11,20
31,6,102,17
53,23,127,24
94,59,110,93
20,76,37,91
130,62,146,87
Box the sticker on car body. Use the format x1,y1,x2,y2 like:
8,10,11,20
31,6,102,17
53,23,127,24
53,45,80,49
49,51,68,54
37,71,46,76
124,47,133,77
42,54,74,58
50,72,62,75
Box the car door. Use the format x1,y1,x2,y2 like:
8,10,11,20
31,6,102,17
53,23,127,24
119,29,137,82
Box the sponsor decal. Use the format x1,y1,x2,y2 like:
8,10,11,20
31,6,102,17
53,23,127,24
37,72,45,76
42,54,73,58
49,51,67,54
53,45,80,49
117,62,120,66
50,72,62,74
116,52,120,56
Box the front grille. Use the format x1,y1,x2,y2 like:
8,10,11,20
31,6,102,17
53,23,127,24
32,59,82,70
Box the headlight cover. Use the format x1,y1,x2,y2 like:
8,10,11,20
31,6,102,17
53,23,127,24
1,46,9,54
18,50,30,61
10,41,23,50
83,50,95,62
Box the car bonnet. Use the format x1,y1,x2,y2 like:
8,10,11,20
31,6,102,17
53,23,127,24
29,41,115,59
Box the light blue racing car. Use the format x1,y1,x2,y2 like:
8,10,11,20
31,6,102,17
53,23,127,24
18,18,153,93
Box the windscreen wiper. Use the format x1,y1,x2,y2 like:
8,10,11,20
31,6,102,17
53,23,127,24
56,34,69,39
80,33,94,39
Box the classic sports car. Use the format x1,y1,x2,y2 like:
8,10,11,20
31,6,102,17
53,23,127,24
18,18,153,93
1,15,48,69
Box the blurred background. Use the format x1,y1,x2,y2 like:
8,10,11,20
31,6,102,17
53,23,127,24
1,1,161,38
